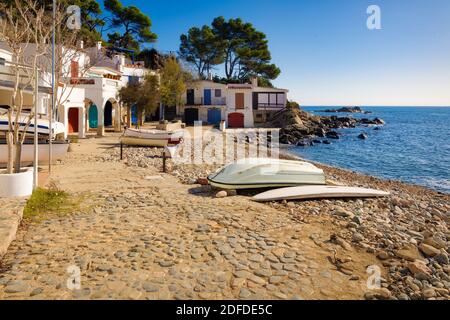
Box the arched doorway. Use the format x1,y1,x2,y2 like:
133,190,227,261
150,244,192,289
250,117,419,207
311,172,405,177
104,101,113,127
68,108,79,133
88,104,98,129
228,112,244,128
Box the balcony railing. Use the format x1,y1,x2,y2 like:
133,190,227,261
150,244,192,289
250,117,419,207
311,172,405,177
66,77,119,88
256,103,285,110
186,96,226,106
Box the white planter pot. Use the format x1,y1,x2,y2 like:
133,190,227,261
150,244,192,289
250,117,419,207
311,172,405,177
0,168,33,198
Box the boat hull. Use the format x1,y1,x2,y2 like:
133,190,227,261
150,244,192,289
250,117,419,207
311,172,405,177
0,142,70,166
121,128,184,147
207,158,326,190
253,186,390,202
0,115,65,136
121,136,171,148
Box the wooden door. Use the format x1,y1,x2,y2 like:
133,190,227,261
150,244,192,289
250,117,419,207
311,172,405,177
235,93,244,109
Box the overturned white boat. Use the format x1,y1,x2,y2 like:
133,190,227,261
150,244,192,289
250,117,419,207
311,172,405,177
207,158,326,190
0,114,65,137
0,139,69,166
253,185,390,202
121,128,184,147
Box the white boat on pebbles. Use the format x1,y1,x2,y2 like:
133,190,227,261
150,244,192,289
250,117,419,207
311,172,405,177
120,128,184,147
207,158,326,190
252,185,390,202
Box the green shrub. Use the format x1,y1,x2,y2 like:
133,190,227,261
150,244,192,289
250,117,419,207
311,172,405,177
23,184,78,221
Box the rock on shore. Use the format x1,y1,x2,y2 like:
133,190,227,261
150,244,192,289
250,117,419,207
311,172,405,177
268,106,385,145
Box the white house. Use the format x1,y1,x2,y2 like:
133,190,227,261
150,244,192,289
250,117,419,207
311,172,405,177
180,77,289,128
179,80,227,125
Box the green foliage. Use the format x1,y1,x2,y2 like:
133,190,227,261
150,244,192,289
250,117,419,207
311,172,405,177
119,74,160,127
104,0,157,52
71,0,104,46
23,184,80,221
211,16,280,81
180,16,281,82
286,100,300,109
179,25,224,79
160,57,191,107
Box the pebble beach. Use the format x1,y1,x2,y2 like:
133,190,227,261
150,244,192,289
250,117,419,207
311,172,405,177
0,132,448,300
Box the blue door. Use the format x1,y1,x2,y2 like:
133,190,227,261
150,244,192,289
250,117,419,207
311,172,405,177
207,108,221,125
204,89,212,105
131,104,138,125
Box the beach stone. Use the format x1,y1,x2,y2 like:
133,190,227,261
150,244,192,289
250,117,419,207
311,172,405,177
377,251,390,260
407,260,431,275
419,243,440,257
395,245,423,261
215,191,228,198
423,236,447,249
434,253,449,265
30,288,44,296
4,281,29,294
333,207,355,219
142,282,159,293
352,232,364,242
422,289,436,299
239,288,251,299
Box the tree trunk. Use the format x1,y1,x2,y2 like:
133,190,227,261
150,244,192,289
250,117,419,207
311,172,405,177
127,105,131,128
13,141,22,174
137,111,142,129
6,132,14,174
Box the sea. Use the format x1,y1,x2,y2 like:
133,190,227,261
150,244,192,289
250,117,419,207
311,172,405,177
288,107,450,194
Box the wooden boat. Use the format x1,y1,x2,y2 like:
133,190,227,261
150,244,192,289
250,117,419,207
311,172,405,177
207,158,326,190
0,114,65,136
252,185,390,202
0,139,70,166
121,128,184,147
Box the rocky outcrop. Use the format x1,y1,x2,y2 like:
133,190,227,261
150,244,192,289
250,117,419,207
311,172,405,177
268,107,385,145
320,106,372,114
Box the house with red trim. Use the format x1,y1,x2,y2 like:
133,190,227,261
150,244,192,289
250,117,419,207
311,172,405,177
180,77,289,128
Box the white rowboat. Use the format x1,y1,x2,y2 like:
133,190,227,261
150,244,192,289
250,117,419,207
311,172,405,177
121,128,184,147
0,114,65,136
252,185,390,202
0,140,70,166
208,158,326,190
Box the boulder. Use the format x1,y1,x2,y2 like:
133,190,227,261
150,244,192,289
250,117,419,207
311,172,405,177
358,133,368,140
326,131,340,139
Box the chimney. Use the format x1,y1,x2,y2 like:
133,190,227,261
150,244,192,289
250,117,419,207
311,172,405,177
208,72,213,81
251,76,258,88
78,40,84,50
96,41,102,51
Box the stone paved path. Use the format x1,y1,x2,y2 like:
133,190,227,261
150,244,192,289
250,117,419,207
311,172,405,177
0,136,380,300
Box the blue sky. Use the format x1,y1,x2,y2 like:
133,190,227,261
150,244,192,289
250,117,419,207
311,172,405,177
103,0,450,106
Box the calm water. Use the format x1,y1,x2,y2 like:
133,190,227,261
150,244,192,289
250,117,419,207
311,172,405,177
289,107,450,193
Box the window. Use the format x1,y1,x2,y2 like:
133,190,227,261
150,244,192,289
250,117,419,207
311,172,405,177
215,89,221,97
129,76,139,85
